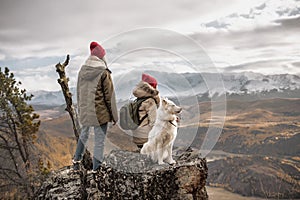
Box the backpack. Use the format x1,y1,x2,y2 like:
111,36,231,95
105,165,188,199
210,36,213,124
119,97,156,130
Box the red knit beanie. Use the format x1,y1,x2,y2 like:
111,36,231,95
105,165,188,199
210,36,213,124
90,41,106,59
142,73,157,89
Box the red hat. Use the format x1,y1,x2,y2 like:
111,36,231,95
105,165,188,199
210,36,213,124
142,73,157,89
90,41,106,59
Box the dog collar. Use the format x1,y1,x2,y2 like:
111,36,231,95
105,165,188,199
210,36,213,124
169,121,177,127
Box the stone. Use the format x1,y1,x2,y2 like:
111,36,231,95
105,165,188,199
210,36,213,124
36,148,208,200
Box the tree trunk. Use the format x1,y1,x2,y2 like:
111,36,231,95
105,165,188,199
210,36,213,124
55,55,92,170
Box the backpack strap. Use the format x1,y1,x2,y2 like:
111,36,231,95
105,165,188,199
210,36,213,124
169,120,177,127
137,96,159,108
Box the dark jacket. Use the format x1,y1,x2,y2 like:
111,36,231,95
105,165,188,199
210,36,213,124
77,55,118,126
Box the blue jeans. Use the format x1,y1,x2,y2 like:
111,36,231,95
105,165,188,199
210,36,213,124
73,123,108,171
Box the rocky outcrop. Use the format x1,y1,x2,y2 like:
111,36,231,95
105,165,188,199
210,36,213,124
36,148,208,200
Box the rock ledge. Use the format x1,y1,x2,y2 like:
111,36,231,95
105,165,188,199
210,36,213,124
36,148,208,200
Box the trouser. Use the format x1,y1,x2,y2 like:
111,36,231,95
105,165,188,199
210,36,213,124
73,123,108,170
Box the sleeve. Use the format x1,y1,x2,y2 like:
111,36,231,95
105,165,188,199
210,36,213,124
101,70,118,122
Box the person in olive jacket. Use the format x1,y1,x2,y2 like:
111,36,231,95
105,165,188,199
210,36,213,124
73,41,118,172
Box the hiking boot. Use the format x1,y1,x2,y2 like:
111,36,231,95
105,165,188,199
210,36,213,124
72,159,81,171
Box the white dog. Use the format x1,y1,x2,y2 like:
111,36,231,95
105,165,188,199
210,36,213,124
141,98,182,165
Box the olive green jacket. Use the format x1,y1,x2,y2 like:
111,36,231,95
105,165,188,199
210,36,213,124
77,55,118,126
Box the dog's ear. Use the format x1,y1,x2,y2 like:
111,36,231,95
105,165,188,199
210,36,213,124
162,98,167,105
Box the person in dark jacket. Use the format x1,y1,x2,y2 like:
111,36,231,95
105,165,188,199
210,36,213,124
73,41,118,172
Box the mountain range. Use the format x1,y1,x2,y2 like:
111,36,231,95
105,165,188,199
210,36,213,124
30,71,300,106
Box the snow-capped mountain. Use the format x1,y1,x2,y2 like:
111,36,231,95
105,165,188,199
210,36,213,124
114,71,300,98
30,71,300,106
219,72,300,94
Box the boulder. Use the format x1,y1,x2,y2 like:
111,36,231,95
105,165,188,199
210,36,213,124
36,148,208,200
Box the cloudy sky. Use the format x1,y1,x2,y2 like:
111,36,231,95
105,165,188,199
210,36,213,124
0,0,299,91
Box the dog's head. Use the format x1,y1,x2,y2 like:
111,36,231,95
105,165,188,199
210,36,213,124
161,98,182,115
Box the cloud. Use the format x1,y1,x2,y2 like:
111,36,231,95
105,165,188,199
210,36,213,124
0,0,268,60
0,0,300,91
200,0,300,32
221,58,300,74
188,13,300,74
0,54,5,61
11,64,60,91
292,61,300,67
20,74,61,92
